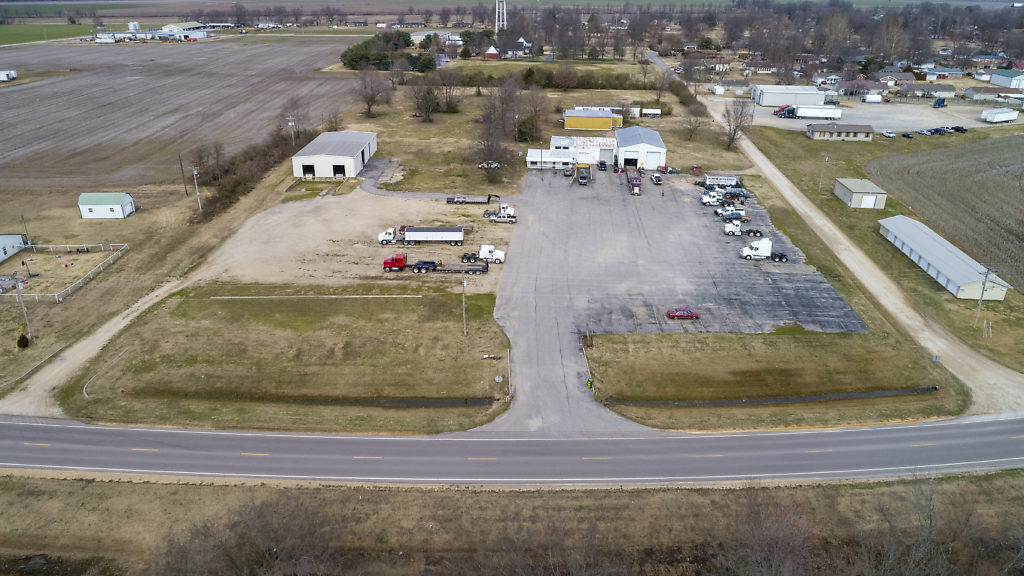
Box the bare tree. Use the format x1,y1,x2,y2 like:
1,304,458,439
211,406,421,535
638,57,651,83
290,6,302,24
411,76,439,121
435,67,463,112
357,66,389,117
723,98,753,151
714,488,816,576
684,104,709,140
438,7,452,26
553,62,578,91
389,58,410,89
422,8,433,24
654,68,674,101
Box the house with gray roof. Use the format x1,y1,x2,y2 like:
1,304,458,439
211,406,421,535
898,83,956,98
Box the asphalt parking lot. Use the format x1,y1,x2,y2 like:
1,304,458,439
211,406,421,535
500,168,866,337
744,97,998,133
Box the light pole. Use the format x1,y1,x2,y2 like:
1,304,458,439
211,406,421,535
16,277,32,339
973,267,994,329
817,154,829,195
462,274,467,335
286,116,296,147
191,166,203,212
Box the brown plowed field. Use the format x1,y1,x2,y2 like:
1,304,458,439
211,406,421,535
0,35,365,189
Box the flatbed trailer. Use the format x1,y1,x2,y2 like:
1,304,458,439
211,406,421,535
446,194,500,204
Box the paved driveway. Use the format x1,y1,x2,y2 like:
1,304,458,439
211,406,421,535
483,169,864,434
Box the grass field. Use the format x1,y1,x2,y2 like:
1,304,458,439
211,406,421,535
590,172,969,430
60,283,510,433
2,470,1023,574
0,23,112,44
747,125,1024,374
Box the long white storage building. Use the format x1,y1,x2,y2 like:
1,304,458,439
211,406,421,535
78,193,136,219
292,131,377,179
752,85,825,107
878,215,1011,301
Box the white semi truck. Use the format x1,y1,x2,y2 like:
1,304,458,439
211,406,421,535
462,244,506,264
781,105,842,120
378,226,465,246
740,238,773,260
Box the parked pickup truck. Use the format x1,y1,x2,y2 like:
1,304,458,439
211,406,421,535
714,206,745,218
489,213,517,224
721,211,751,223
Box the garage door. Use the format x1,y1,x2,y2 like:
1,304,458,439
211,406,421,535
599,148,614,163
622,151,639,167
860,194,876,209
645,151,662,169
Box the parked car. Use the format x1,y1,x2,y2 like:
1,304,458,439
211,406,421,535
951,126,968,133
666,307,700,319
563,166,573,177
881,131,896,138
651,174,663,185
917,129,932,136
902,132,915,138
597,160,607,171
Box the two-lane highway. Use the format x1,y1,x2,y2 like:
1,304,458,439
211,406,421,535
4,416,1024,484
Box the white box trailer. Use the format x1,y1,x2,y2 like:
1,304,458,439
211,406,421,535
793,105,842,120
704,174,741,187
861,94,882,103
981,108,1019,123
378,226,465,246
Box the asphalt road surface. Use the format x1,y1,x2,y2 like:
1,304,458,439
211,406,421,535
2,415,1023,484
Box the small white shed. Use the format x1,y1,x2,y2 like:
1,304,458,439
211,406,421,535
0,234,25,264
833,178,887,209
614,126,666,170
78,193,136,219
292,131,377,180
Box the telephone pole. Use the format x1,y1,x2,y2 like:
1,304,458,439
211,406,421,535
191,166,203,212
973,267,994,329
16,278,32,339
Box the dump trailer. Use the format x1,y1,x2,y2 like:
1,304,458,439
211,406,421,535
703,174,741,188
981,108,1019,123
447,193,499,204
576,164,591,185
625,167,642,195
378,226,465,246
788,105,842,120
740,238,773,260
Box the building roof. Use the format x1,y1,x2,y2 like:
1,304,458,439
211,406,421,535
900,83,956,93
836,178,886,195
806,123,874,133
878,215,1011,289
615,126,666,149
754,84,822,93
526,148,574,162
163,21,205,31
78,193,132,206
967,86,1024,94
293,131,375,158
992,69,1023,78
564,109,616,118
873,71,915,81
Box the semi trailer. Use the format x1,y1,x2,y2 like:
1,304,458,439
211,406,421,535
378,226,466,246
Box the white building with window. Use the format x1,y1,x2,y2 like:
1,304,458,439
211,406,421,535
78,193,136,219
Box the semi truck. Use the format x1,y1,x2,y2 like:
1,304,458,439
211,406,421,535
482,203,515,218
625,167,642,195
382,254,489,274
740,238,773,260
724,221,763,237
447,193,499,205
981,108,1019,123
780,105,842,120
378,226,465,246
462,244,505,264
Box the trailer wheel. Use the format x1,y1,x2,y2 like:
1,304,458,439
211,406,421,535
781,256,788,262
756,231,763,237
493,259,502,264
457,241,463,246
745,255,752,260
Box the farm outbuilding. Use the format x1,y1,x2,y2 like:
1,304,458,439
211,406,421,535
990,69,1024,90
0,234,26,264
833,178,887,209
291,131,377,180
563,109,623,130
614,126,666,169
805,123,874,142
751,85,825,107
78,193,135,219
878,215,1011,301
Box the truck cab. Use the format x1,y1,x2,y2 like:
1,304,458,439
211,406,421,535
741,238,773,260
383,253,408,272
701,191,722,206
378,228,398,245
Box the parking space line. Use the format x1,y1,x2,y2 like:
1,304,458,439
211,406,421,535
240,452,269,456
131,448,158,452
23,443,50,447
805,449,832,454
911,443,936,448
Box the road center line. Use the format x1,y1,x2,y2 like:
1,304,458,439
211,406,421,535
582,457,610,460
353,456,383,459
1010,435,1024,439
806,449,833,453
693,454,724,458
467,457,497,461
240,452,269,456
911,443,936,448
131,448,158,452
22,443,50,447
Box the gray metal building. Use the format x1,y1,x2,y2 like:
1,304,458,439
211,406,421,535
878,215,1011,301
833,178,887,209
292,131,377,180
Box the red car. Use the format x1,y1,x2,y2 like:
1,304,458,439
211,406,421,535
666,307,700,320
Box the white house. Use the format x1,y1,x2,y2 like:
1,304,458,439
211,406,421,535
0,234,25,264
614,126,666,170
291,131,377,179
990,69,1024,90
78,193,136,219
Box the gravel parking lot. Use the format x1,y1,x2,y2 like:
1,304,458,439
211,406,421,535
735,97,1000,133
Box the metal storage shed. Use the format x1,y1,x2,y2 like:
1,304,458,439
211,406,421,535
78,193,136,219
291,131,377,180
563,109,623,130
834,178,887,209
878,215,1011,301
614,126,666,169
751,85,825,107
0,234,25,264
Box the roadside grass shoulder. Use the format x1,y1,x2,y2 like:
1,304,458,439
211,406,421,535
0,24,113,45
747,125,1024,373
60,283,511,433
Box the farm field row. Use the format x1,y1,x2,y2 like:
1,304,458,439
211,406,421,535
747,125,1024,374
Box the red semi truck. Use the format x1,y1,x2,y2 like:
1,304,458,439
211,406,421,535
625,167,642,195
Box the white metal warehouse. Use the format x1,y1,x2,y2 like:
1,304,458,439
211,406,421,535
752,85,825,107
833,178,887,209
878,215,1011,301
78,193,136,219
614,126,666,170
0,234,25,264
525,136,616,169
292,131,377,180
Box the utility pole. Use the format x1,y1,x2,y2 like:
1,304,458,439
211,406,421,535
973,267,993,329
817,155,829,195
286,116,296,147
16,277,32,340
21,214,30,245
191,166,203,212
178,153,190,197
